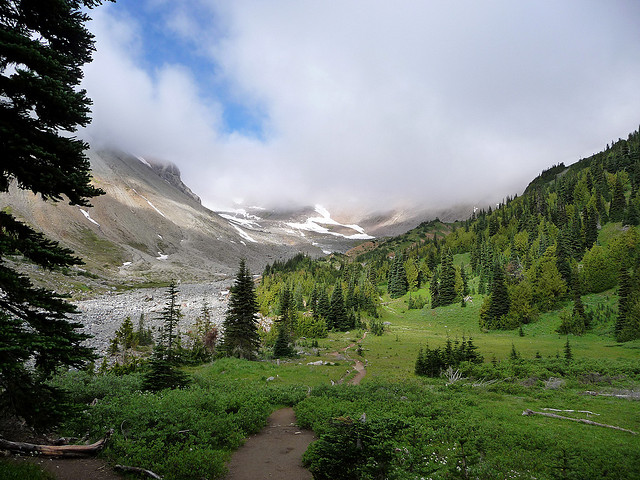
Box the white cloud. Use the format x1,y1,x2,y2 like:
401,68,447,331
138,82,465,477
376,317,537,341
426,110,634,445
82,0,640,212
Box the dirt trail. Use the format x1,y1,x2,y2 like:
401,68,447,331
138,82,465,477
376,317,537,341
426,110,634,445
225,332,368,478
225,407,314,480
349,359,366,385
15,457,122,480
334,331,368,385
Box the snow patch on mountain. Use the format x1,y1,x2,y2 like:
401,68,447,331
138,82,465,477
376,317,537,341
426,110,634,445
132,189,166,218
232,224,257,243
136,155,152,168
286,204,374,240
79,208,100,226
218,213,262,229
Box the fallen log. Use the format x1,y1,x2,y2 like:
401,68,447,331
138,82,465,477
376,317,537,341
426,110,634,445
542,408,599,416
114,464,163,479
584,390,638,399
0,430,112,457
522,409,637,435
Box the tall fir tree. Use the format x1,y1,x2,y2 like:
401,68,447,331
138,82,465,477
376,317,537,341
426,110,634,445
388,253,408,298
480,261,510,329
328,282,348,331
158,280,183,362
460,264,469,297
317,288,331,320
221,260,260,359
438,249,457,306
0,0,107,425
624,195,640,225
273,285,295,357
615,267,632,340
555,227,573,285
583,206,599,249
310,286,320,319
609,175,627,222
430,269,440,308
142,344,190,392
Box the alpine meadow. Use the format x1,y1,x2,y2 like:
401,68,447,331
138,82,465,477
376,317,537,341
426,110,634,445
1,1,640,480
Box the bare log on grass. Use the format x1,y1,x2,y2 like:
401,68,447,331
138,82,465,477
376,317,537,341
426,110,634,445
542,408,599,416
0,430,112,456
114,464,163,479
522,409,637,435
584,390,640,399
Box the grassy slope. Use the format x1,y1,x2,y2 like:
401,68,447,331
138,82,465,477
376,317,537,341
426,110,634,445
367,287,638,384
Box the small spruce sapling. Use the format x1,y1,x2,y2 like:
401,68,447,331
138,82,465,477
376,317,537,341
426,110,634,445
564,337,573,361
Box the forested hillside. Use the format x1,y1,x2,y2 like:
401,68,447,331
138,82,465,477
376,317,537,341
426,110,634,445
258,128,640,343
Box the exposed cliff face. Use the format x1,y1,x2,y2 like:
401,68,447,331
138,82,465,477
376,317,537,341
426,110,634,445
143,157,202,204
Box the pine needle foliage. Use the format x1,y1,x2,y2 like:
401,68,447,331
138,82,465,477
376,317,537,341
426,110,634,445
0,0,108,426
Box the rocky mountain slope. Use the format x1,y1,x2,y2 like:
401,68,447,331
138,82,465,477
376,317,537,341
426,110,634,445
1,148,472,289
2,149,317,284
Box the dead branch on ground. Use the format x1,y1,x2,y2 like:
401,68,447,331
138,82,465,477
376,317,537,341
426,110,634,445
522,409,637,435
0,430,112,457
542,408,599,415
114,464,163,479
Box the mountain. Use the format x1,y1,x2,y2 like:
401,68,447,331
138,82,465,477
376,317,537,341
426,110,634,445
1,148,479,289
1,149,320,285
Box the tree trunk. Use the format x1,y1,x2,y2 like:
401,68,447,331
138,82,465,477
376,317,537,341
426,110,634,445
0,430,112,456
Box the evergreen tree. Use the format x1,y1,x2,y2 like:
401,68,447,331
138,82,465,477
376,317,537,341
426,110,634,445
509,343,519,360
310,286,320,319
563,337,573,361
460,264,469,297
609,175,627,222
583,206,599,249
317,288,331,320
388,253,408,298
555,228,572,285
615,267,632,340
278,284,295,335
273,285,295,357
328,282,348,331
158,281,183,362
142,344,190,392
135,313,154,346
108,317,136,366
187,303,217,362
221,260,260,359
273,324,295,358
624,196,640,225
438,249,457,305
0,0,106,425
430,269,440,308
569,209,584,259
481,261,510,329
572,289,585,322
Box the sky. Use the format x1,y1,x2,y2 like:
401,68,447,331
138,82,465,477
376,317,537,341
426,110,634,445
80,0,640,213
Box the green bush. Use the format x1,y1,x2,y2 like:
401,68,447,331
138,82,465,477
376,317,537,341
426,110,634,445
48,370,143,404
56,368,310,480
295,381,640,480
